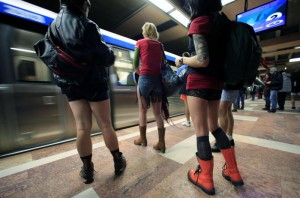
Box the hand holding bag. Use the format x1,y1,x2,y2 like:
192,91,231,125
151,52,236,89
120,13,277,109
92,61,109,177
160,45,183,97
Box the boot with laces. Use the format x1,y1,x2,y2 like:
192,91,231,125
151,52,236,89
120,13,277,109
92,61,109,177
80,162,94,184
221,147,244,186
114,152,127,176
187,154,215,195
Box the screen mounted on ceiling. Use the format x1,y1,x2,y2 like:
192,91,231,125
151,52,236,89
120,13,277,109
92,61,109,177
236,0,288,33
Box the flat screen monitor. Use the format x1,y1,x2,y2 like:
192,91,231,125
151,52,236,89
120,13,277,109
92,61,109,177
236,0,288,33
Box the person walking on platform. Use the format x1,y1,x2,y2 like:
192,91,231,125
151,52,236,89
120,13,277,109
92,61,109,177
133,22,167,153
176,52,191,127
175,0,243,195
291,70,300,110
46,0,126,184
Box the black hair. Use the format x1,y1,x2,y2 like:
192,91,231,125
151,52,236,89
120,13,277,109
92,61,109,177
59,0,88,14
182,52,190,57
188,0,222,20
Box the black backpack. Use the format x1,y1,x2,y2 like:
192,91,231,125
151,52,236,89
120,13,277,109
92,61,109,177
210,13,262,86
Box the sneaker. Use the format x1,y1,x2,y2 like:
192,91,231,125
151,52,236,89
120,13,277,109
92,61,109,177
80,162,94,184
114,152,127,176
268,109,276,113
182,121,191,127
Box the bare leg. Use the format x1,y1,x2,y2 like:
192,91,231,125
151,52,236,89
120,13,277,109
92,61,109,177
69,100,93,157
90,99,118,151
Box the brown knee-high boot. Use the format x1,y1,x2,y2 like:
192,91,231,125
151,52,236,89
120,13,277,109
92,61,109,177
134,126,147,146
221,147,244,186
187,154,215,195
153,127,165,153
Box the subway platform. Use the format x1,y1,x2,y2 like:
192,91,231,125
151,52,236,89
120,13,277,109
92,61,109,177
0,98,299,198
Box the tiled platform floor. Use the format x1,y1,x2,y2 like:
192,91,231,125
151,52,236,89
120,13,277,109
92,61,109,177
0,98,300,198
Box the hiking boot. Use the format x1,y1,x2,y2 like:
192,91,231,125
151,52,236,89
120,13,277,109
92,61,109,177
80,162,94,184
114,152,127,176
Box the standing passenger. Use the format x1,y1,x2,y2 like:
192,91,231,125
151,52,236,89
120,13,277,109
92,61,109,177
176,52,191,127
277,71,291,110
49,0,126,184
266,67,283,113
133,22,166,153
175,0,243,195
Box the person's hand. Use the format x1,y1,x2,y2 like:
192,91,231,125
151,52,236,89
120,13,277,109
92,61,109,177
266,81,271,84
175,57,183,67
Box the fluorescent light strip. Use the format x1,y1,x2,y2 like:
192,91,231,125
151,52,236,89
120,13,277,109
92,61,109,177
169,10,189,27
222,0,236,6
295,46,300,49
1,0,57,18
148,0,174,12
289,57,300,62
10,47,36,53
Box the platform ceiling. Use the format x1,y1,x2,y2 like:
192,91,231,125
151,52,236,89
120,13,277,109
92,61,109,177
24,0,300,73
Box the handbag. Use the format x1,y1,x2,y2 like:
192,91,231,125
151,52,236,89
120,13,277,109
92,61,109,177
33,27,90,86
160,45,183,97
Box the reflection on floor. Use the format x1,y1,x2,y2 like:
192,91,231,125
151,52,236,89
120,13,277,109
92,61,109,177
0,98,300,198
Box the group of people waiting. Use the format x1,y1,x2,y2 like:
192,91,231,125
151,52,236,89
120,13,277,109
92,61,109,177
262,67,300,113
45,0,252,196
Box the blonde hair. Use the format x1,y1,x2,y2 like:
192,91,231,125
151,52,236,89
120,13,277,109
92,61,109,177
142,22,159,40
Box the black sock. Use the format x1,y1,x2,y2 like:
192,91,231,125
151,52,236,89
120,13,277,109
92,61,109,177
80,154,92,169
110,148,121,160
196,136,213,160
212,128,231,149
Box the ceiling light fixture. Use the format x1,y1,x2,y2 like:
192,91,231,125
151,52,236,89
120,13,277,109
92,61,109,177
222,0,236,6
289,57,300,62
169,10,189,27
295,46,300,49
148,0,174,12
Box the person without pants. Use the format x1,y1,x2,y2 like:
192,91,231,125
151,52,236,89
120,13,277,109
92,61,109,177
133,22,167,153
176,52,191,127
175,0,244,195
49,0,126,184
211,82,243,152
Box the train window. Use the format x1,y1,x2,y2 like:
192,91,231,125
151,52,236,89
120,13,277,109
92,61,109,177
13,56,51,82
112,47,135,86
9,28,51,82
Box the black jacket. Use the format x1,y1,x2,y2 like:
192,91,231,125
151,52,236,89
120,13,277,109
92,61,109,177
49,5,114,89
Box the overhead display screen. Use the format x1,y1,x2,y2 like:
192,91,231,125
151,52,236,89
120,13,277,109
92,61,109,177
236,0,288,33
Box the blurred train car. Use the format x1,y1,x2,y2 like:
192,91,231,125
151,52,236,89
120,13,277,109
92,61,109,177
0,0,184,157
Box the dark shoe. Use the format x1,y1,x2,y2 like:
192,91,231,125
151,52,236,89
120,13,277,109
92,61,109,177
80,162,94,184
240,108,244,110
211,140,235,153
277,107,284,111
292,106,296,110
114,152,127,176
230,139,235,147
268,109,276,113
262,107,270,110
211,142,220,152
232,109,237,112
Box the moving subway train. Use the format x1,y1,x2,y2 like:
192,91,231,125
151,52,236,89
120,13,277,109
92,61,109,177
0,0,184,157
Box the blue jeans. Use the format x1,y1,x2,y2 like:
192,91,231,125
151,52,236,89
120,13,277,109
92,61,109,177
269,90,278,110
235,89,245,109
